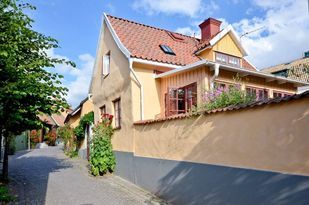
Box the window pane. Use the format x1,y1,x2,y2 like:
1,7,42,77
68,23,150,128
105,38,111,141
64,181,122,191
103,54,110,75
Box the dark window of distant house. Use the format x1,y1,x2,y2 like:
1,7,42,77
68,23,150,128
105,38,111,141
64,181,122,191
113,98,121,129
273,91,292,98
246,86,269,101
100,105,106,118
165,83,197,117
159,45,176,55
272,69,288,78
215,52,240,67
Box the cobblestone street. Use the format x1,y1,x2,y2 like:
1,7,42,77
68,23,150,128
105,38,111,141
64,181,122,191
8,146,165,205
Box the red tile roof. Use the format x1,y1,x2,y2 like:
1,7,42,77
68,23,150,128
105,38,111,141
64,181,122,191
242,58,257,71
107,14,255,71
108,15,202,66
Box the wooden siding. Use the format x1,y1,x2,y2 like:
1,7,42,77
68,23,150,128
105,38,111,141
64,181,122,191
160,67,209,117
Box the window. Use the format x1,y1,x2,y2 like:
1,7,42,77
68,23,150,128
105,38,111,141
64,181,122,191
273,91,292,98
272,69,288,78
215,52,240,67
159,45,176,55
165,83,197,117
103,52,110,76
246,87,269,101
100,105,106,118
113,98,121,129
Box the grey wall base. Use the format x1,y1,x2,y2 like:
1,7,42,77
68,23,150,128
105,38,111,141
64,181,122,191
114,151,309,205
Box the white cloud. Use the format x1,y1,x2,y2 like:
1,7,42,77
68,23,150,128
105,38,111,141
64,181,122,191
66,54,94,108
132,0,203,17
175,27,200,38
233,0,309,69
47,49,94,108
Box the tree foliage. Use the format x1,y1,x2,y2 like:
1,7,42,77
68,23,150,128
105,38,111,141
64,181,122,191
0,0,75,179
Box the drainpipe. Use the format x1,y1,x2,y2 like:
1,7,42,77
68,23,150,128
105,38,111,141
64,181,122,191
209,63,220,90
129,58,144,120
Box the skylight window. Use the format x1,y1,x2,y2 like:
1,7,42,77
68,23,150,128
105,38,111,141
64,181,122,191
159,45,176,55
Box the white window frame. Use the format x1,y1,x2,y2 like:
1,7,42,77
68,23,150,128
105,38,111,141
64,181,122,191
103,52,110,76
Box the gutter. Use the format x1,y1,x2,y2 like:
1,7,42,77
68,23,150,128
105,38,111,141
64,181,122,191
210,63,220,89
129,58,144,120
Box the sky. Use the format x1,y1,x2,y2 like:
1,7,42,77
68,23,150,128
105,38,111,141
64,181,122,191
26,0,309,107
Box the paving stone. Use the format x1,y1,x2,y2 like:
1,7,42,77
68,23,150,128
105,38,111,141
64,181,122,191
8,146,167,205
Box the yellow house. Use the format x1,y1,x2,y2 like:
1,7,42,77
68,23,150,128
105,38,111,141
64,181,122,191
64,97,94,159
89,14,308,151
88,14,309,203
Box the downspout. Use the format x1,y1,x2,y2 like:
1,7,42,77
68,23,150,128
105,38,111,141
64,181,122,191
129,58,144,120
209,63,220,90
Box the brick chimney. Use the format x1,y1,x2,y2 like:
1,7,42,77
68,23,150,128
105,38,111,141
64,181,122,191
199,18,222,41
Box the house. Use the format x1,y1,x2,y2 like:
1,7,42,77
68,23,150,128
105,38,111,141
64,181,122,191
64,97,94,159
35,111,70,144
89,14,309,204
89,13,308,128
262,51,309,93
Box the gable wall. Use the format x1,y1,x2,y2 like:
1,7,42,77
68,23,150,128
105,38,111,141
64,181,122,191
199,33,243,61
91,21,134,153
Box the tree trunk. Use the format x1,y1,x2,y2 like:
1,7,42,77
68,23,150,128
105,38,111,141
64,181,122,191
2,132,10,181
0,128,2,162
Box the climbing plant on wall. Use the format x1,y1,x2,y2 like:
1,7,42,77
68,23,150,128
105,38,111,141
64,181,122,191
73,111,94,143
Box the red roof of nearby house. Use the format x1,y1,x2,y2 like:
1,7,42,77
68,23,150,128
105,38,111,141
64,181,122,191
107,15,256,71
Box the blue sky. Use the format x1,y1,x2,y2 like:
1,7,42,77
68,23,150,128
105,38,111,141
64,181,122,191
26,0,309,107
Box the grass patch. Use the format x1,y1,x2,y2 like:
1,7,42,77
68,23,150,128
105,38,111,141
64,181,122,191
0,185,16,203
65,150,78,158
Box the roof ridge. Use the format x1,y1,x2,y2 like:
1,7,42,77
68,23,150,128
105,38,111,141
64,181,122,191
262,57,308,71
106,14,200,41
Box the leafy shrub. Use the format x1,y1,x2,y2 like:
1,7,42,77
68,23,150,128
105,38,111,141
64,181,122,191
197,78,254,112
30,130,40,143
44,131,57,146
57,125,75,152
90,118,115,176
74,112,94,145
65,150,78,158
0,185,16,203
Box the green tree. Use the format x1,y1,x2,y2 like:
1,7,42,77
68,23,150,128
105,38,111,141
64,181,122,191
0,0,75,181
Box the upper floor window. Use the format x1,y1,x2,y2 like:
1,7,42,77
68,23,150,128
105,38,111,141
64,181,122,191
215,52,240,67
165,83,197,117
103,52,110,76
113,98,121,129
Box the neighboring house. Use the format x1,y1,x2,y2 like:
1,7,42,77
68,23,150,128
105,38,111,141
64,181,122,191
262,52,309,93
37,111,69,143
64,97,94,159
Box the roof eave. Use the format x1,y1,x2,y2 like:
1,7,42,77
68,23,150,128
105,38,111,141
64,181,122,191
155,60,309,86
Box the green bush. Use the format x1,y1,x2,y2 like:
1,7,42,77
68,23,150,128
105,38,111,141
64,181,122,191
74,112,94,145
197,77,255,112
65,150,78,158
90,119,115,176
57,125,74,151
0,185,15,203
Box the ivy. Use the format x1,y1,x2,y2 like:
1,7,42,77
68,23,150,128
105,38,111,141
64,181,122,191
90,119,116,176
73,111,94,141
